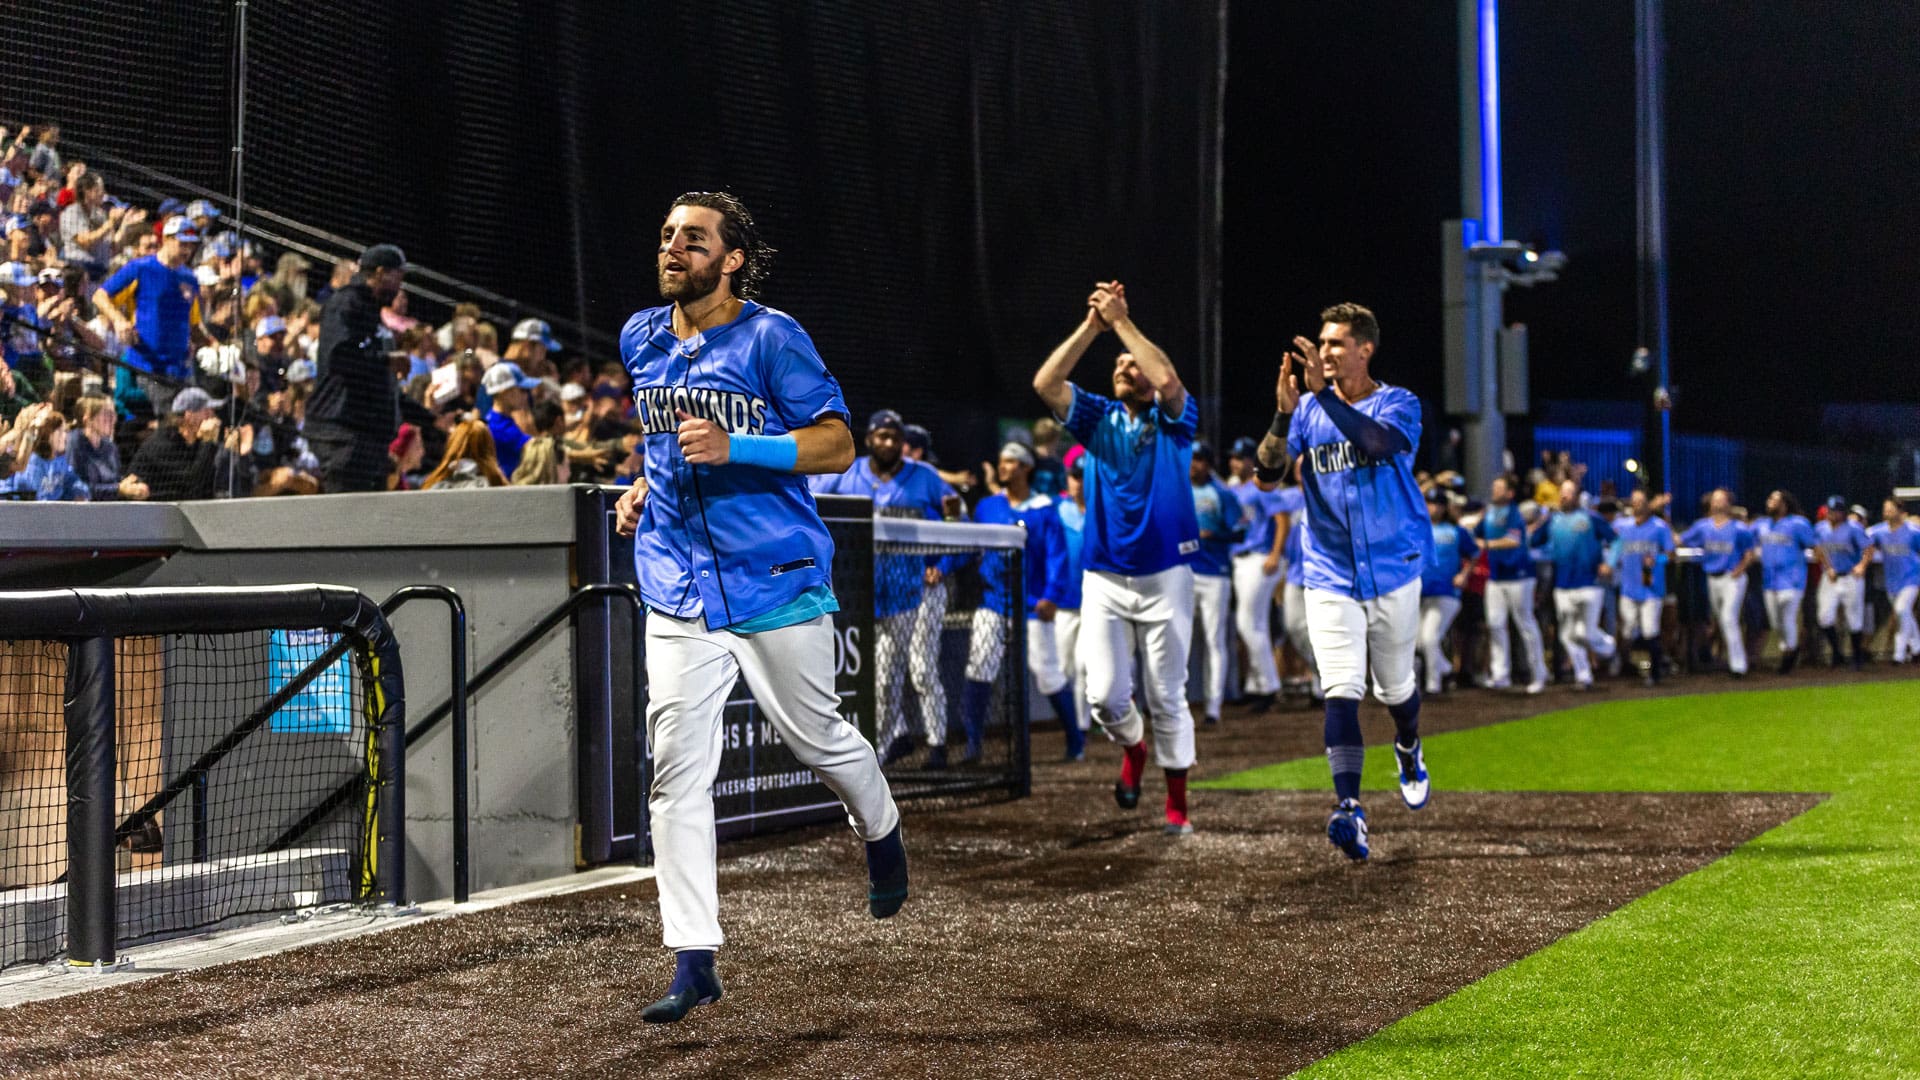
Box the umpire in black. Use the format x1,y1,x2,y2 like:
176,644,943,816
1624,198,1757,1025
306,243,406,493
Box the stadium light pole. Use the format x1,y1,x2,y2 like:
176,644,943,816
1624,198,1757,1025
1635,0,1674,492
1446,0,1505,495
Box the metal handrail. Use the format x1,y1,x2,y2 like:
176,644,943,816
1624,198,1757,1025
266,584,649,888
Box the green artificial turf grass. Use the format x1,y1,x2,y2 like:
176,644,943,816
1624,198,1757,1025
1201,680,1920,1079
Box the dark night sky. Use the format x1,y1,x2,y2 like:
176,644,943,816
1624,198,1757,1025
1222,2,1920,447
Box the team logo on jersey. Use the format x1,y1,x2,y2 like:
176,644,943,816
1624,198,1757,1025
1307,439,1385,474
633,385,768,436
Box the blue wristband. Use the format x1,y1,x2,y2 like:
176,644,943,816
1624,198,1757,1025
727,432,799,471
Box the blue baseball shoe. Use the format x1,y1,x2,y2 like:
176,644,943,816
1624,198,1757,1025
1326,799,1369,862
1394,738,1430,811
641,950,724,1024
865,823,909,919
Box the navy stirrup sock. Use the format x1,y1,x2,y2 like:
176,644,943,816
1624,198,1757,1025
671,949,715,991
961,679,991,755
1047,688,1084,754
1387,689,1421,748
1323,696,1364,802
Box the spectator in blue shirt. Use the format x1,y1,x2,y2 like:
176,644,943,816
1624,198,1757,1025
481,361,541,478
93,216,207,417
1187,441,1241,726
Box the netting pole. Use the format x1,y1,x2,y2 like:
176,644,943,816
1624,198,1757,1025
225,0,251,497
63,636,117,967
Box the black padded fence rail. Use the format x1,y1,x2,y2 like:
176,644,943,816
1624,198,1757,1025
0,585,404,969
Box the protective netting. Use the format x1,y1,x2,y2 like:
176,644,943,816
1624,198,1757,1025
871,529,1031,799
0,630,372,969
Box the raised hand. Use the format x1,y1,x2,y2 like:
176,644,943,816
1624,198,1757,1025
1290,335,1326,393
1276,351,1300,414
1089,281,1130,328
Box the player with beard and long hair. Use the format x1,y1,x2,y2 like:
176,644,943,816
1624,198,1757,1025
613,192,907,1024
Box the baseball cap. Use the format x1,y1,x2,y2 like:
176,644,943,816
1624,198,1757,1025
54,188,75,210
511,318,561,351
186,199,222,220
0,262,35,288
560,382,587,403
901,423,932,453
1850,504,1868,520
1191,439,1215,465
205,234,239,260
170,386,225,414
254,314,288,339
388,423,421,459
867,408,905,434
999,441,1035,467
35,265,64,285
285,358,316,384
163,216,201,242
1062,444,1086,472
194,264,221,288
357,243,407,272
1425,487,1449,505
1229,436,1258,460
590,384,627,401
2,214,30,235
156,198,187,219
1826,495,1848,516
481,360,541,397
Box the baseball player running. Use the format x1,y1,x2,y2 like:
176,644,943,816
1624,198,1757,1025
1815,495,1870,669
1226,437,1289,710
1032,280,1203,836
1753,490,1818,673
1678,489,1758,678
1254,302,1431,862
965,441,1083,759
1188,441,1244,726
1475,475,1550,693
811,409,957,766
1419,488,1478,694
1614,489,1676,686
1866,497,1919,664
616,192,906,1024
1531,479,1619,689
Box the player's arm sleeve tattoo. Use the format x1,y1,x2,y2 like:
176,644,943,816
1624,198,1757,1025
1312,388,1412,458
1254,422,1292,486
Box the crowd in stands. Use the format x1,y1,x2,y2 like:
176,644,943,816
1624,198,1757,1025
0,121,636,501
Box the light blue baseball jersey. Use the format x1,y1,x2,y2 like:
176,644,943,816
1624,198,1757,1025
1188,476,1241,577
1056,499,1087,610
811,455,950,619
1531,509,1616,590
1816,518,1868,575
1422,520,1479,598
1277,486,1307,586
1061,385,1201,577
974,491,1072,616
1753,514,1817,592
1615,516,1676,601
1474,503,1534,581
1286,385,1429,600
1680,516,1755,576
1867,520,1920,593
1230,482,1287,558
622,301,845,631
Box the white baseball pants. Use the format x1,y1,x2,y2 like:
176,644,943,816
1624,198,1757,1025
1890,585,1919,662
1054,608,1089,731
1417,595,1461,693
962,607,1069,696
1816,574,1865,633
1284,581,1320,696
1080,565,1196,769
1619,595,1664,641
1192,573,1232,718
1231,552,1283,695
1305,579,1420,704
1705,572,1749,674
875,579,951,748
1485,578,1548,687
1763,587,1805,652
1553,585,1618,685
645,611,900,952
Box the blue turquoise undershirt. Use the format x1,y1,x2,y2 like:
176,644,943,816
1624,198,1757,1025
724,585,840,635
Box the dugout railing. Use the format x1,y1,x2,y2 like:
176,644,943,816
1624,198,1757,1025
0,585,405,970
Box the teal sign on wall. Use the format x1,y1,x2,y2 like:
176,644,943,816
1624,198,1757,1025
269,629,354,734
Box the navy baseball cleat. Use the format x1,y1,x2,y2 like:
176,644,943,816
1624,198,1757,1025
1393,738,1430,810
641,950,723,1024
1326,799,1370,861
865,823,909,918
1113,779,1141,810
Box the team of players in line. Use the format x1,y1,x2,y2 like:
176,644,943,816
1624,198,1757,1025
617,191,1915,1020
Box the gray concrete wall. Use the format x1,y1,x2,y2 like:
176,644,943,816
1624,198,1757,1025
2,488,592,902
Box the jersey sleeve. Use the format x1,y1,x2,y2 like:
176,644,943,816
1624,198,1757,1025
1161,393,1199,442
766,328,849,431
1594,513,1617,544
1377,387,1423,448
1285,401,1307,459
1457,525,1480,561
1040,509,1072,606
99,261,138,303
1062,383,1111,446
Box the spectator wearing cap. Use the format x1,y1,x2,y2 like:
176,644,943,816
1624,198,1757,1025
1187,440,1243,727
126,386,238,501
93,215,209,417
899,421,975,499
510,318,560,376
1,262,50,391
67,394,147,501
5,215,33,263
305,243,406,493
186,200,224,264
480,360,541,477
60,172,143,275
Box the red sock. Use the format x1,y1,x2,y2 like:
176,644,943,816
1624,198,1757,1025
1164,768,1189,826
1119,741,1148,789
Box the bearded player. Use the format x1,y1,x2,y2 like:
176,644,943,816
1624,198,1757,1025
1033,281,1203,836
1255,302,1431,862
614,192,906,1023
